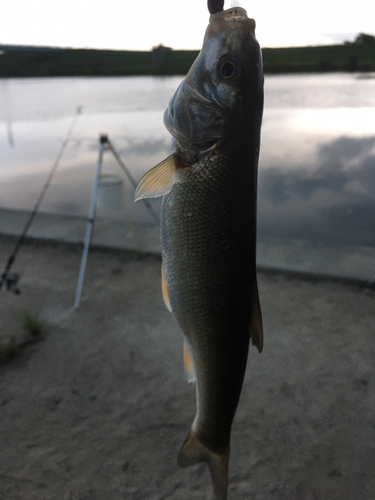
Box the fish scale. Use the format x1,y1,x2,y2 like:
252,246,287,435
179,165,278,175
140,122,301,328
135,6,263,499
161,142,257,452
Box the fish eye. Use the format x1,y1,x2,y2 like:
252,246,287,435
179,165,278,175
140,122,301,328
220,61,236,78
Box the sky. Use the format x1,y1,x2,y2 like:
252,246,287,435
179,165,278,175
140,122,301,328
2,0,374,50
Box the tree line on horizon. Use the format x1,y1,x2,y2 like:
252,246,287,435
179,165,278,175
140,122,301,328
347,33,375,45
0,33,374,77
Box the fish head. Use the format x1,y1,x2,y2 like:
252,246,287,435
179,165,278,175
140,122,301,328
163,7,263,152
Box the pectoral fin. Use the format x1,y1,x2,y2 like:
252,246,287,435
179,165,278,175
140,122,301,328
250,281,263,353
134,154,177,201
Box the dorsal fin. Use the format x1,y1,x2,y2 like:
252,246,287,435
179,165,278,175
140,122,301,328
250,281,263,353
134,154,177,201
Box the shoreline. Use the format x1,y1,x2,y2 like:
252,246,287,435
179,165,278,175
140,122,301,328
1,44,374,78
1,207,374,288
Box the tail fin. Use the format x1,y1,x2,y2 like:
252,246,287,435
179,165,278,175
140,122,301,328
178,431,230,500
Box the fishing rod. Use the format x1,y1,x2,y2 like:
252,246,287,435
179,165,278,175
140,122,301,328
0,106,83,295
73,134,161,309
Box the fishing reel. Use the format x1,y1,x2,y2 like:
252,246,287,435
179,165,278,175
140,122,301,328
0,272,20,295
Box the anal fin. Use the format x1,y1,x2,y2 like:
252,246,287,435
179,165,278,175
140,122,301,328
184,341,196,384
161,266,172,312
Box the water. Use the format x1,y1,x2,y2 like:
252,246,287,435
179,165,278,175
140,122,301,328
0,73,374,246
259,74,375,247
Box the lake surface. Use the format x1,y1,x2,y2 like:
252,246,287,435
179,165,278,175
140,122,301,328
0,73,374,247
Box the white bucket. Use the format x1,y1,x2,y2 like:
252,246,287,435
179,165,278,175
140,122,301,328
97,174,124,211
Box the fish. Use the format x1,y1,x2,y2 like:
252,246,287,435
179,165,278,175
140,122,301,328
135,6,264,500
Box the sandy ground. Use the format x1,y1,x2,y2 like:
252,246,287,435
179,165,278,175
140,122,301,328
0,235,374,500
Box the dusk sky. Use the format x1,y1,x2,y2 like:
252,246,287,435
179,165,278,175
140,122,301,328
2,0,374,50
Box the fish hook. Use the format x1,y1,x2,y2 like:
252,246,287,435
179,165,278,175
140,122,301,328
207,0,224,14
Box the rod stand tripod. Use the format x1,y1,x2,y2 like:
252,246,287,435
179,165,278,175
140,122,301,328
74,134,159,309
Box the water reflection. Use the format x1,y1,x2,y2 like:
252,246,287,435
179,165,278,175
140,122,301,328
258,136,375,246
0,74,374,247
264,73,375,109
114,136,170,157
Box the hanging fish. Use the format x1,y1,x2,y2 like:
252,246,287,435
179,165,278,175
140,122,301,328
135,6,263,499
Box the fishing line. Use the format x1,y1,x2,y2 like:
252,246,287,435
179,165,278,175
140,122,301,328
208,0,224,14
0,106,83,295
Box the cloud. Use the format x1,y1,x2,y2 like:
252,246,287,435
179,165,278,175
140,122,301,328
258,135,375,245
319,136,375,165
259,135,375,203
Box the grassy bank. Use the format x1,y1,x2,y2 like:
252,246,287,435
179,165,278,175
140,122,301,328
0,43,374,77
263,44,375,73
